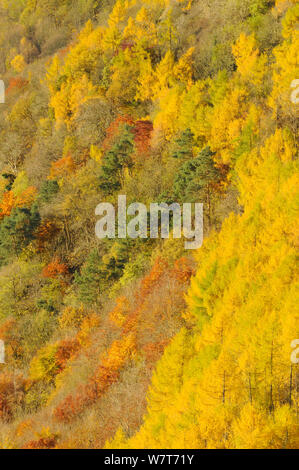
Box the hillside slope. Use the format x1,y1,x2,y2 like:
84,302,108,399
0,0,298,449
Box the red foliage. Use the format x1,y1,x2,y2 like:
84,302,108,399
23,437,58,449
42,258,69,279
0,373,26,422
172,257,195,282
53,255,192,425
53,336,135,423
53,367,121,423
102,115,134,152
121,255,193,368
0,319,22,361
35,220,60,252
139,257,169,298
55,338,80,372
58,45,71,58
122,258,169,335
143,339,169,366
6,77,28,95
49,154,76,180
113,41,135,57
102,115,153,158
0,319,15,339
121,41,134,50
53,382,97,423
132,120,153,156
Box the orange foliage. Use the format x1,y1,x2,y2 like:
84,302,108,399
0,191,14,218
95,334,136,385
102,115,135,152
58,45,71,58
0,319,21,361
76,313,100,346
0,372,26,422
0,318,16,339
109,296,130,328
42,258,69,279
55,338,80,372
132,120,153,157
121,258,169,336
49,154,76,180
23,437,58,449
140,257,169,298
53,389,94,423
16,419,34,437
143,339,169,366
172,257,195,282
52,254,191,424
16,186,37,207
35,220,60,251
0,186,37,220
6,77,28,95
102,115,153,158
53,334,136,423
23,429,59,449
120,255,191,371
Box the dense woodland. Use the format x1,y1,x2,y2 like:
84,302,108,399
0,0,298,449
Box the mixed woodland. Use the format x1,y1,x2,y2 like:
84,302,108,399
0,0,298,449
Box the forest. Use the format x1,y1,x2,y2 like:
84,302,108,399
0,0,298,449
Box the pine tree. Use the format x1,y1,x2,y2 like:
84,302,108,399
74,250,103,305
0,203,40,263
171,129,194,161
99,125,135,195
173,146,221,226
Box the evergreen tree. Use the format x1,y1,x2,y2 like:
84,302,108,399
38,180,59,204
0,203,40,263
174,146,221,225
74,250,103,305
171,128,194,161
99,125,135,195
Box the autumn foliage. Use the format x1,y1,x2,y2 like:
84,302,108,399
49,155,76,180
102,115,153,157
0,0,298,451
53,334,136,423
6,77,29,95
0,187,37,220
0,373,26,422
42,258,69,279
